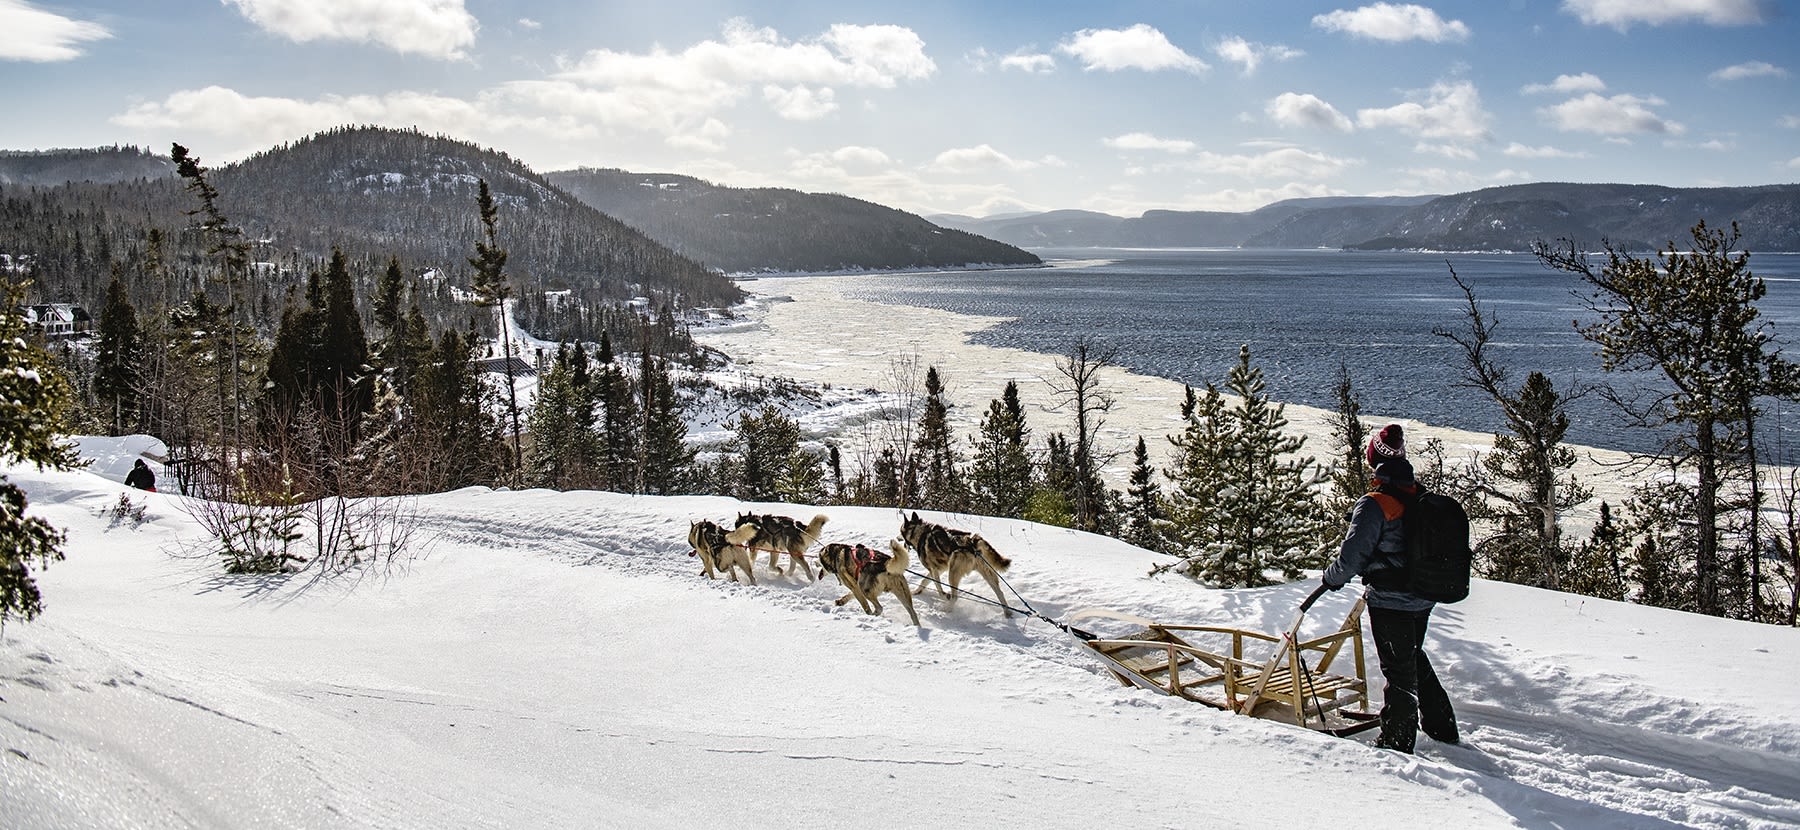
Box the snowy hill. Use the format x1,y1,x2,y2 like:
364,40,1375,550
3,438,1798,829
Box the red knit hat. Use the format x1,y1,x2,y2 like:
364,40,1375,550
1366,423,1405,467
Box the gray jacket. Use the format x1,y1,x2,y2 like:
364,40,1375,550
1323,493,1436,612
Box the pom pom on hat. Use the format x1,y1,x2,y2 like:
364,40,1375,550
1366,423,1405,467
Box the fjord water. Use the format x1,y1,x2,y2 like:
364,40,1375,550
848,248,1800,456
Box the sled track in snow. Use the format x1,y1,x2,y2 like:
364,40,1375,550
425,503,1800,830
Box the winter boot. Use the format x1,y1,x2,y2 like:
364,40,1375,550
1422,708,1459,745
1373,718,1416,754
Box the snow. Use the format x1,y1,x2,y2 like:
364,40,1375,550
3,435,1799,829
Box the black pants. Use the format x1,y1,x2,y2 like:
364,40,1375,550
1368,606,1455,752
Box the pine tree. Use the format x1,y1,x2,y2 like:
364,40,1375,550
0,277,81,624
1324,363,1370,523
526,344,601,489
637,346,694,495
93,272,143,434
595,334,640,491
968,381,1033,518
468,179,523,475
1566,501,1629,600
416,325,506,491
1025,432,1078,528
732,404,819,502
912,366,965,511
171,143,250,467
1121,436,1168,553
1163,346,1331,587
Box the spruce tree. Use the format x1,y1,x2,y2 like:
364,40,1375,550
526,344,601,489
1121,436,1168,553
732,404,818,502
1024,432,1078,528
0,277,81,624
637,346,694,495
969,380,1033,518
1163,347,1331,587
912,366,965,511
93,272,143,434
595,334,640,491
468,179,523,475
1566,501,1629,601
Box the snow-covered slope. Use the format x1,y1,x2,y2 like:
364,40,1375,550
3,439,1798,828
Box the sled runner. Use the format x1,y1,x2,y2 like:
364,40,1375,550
1072,587,1377,736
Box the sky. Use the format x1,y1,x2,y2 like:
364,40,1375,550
1,1,1797,218
4,433,1797,828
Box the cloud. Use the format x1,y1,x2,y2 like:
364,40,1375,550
1782,114,1800,128
1540,92,1685,135
929,144,1053,173
1212,36,1302,75
1789,156,1800,170
1522,73,1606,94
1418,142,1478,160
1103,132,1196,154
1560,0,1771,28
517,18,540,30
1502,142,1588,158
1356,80,1492,142
221,0,479,59
0,0,111,62
1311,4,1471,42
763,84,837,120
1395,166,1532,190
1000,52,1056,73
1709,60,1788,81
1267,92,1355,131
1058,24,1208,73
828,145,893,167
1179,147,1357,181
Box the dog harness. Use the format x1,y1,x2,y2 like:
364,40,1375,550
849,544,882,577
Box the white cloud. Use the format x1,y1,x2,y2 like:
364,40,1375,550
1396,166,1531,190
829,145,893,167
1664,137,1735,151
1212,36,1302,75
665,118,730,153
1356,80,1492,142
517,18,540,30
222,0,479,59
1058,24,1208,73
1311,4,1471,42
1560,0,1770,28
1000,52,1056,73
929,144,1051,173
1709,60,1788,81
0,0,110,62
1180,147,1357,181
1789,156,1800,170
1417,142,1478,159
1502,142,1588,158
1267,92,1355,131
1781,115,1800,128
1103,132,1196,154
1522,73,1607,95
1540,92,1685,135
763,84,836,120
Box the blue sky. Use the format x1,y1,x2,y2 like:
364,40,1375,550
2,0,1796,217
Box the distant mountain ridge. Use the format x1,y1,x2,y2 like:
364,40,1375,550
0,146,174,186
933,185,1800,252
544,168,1041,273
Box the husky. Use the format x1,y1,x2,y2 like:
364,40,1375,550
816,540,920,626
726,512,826,580
898,511,1013,617
688,519,755,585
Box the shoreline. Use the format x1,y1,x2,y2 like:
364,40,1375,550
692,274,1640,526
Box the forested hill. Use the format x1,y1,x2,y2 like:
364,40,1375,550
0,127,743,336
934,184,1800,252
0,146,174,186
544,168,1042,273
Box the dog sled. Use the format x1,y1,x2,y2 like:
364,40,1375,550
1069,586,1379,736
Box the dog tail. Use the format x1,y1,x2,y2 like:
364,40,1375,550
724,523,757,547
886,539,910,576
802,514,829,546
977,537,1011,572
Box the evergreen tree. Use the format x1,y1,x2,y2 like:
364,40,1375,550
1163,346,1331,587
0,277,82,624
468,179,523,475
1024,432,1078,528
594,333,641,491
968,380,1033,518
637,346,694,495
1121,436,1168,553
1324,363,1371,523
1566,501,1629,601
416,325,506,491
171,143,251,465
93,271,143,434
526,344,601,489
731,404,820,502
1538,221,1799,618
912,366,965,511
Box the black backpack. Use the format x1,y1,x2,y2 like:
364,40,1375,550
1401,491,1473,603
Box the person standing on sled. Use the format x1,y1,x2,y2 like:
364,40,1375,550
1320,424,1457,753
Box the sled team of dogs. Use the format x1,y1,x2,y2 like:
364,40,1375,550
684,510,1012,627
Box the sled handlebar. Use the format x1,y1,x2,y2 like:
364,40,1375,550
1298,583,1328,613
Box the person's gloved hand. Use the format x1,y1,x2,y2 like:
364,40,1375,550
1321,576,1344,591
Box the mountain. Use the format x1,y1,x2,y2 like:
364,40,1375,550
0,146,175,186
936,186,1800,252
0,128,744,335
544,168,1041,273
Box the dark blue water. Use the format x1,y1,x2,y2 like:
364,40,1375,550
847,248,1800,455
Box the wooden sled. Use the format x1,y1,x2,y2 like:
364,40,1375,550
1073,592,1377,736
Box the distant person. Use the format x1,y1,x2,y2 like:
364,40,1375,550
1320,424,1457,753
125,458,157,492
